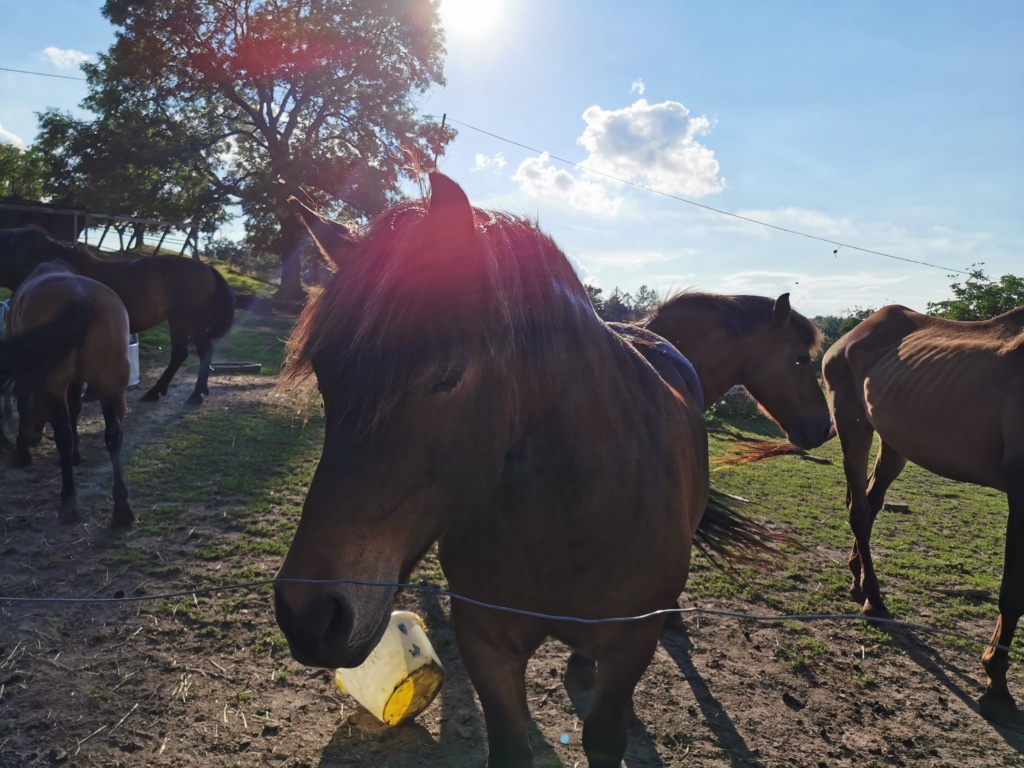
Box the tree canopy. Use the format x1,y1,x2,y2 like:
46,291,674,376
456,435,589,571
35,0,454,298
926,267,1024,321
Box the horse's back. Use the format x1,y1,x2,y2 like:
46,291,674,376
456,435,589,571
12,267,130,397
824,305,1022,488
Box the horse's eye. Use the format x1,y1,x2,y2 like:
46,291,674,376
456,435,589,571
795,354,811,366
425,368,464,395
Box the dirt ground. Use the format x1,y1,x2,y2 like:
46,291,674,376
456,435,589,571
2,351,1024,767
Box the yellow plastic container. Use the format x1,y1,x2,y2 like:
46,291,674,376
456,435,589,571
334,610,444,725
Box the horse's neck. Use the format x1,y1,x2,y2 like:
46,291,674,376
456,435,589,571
648,313,744,407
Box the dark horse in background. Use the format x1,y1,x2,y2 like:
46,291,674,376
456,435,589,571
0,260,133,526
823,304,1024,724
274,174,771,767
0,227,234,404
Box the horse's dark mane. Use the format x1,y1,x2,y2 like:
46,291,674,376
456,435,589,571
0,226,98,289
648,290,822,354
285,199,593,427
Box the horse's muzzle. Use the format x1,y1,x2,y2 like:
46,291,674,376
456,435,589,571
788,417,835,450
273,586,380,669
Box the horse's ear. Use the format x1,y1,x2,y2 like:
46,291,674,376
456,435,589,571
428,172,476,235
289,197,356,269
773,293,792,327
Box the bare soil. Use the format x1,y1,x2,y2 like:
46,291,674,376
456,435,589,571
2,352,1023,767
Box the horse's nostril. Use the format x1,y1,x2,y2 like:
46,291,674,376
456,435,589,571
324,591,357,649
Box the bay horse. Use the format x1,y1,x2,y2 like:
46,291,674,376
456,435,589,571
274,174,762,767
822,304,1024,725
0,260,133,526
0,227,234,404
643,291,833,450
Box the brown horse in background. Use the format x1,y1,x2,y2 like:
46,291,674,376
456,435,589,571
0,261,133,526
822,304,1024,724
644,290,832,449
274,174,771,767
0,227,234,404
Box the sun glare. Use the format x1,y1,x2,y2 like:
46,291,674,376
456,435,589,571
439,0,502,39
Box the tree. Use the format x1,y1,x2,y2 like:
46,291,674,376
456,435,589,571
633,284,660,317
814,307,875,354
38,0,454,299
926,266,1024,321
0,144,47,200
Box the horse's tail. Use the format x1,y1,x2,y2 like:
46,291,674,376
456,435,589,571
204,267,235,341
693,488,798,572
0,298,94,398
712,437,805,467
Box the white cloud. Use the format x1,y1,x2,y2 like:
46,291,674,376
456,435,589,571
720,207,858,240
512,152,623,217
575,248,672,269
578,98,725,197
473,152,507,171
630,79,646,96
41,47,91,70
0,124,26,148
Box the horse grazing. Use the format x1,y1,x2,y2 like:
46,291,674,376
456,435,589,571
643,291,832,449
822,304,1024,724
0,261,133,526
274,174,766,767
0,227,234,404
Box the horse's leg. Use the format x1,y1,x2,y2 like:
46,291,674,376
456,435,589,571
101,396,134,527
67,382,83,466
14,390,35,466
186,334,213,405
452,609,539,768
851,440,908,604
46,391,78,523
979,470,1024,725
835,415,881,610
141,325,188,402
583,629,661,768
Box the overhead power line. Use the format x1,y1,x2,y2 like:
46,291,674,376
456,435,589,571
0,66,86,81
441,116,973,277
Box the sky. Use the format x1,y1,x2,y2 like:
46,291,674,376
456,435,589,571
1,1,1021,317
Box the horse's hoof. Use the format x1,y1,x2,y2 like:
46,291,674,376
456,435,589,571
849,584,866,604
140,390,161,402
58,505,79,524
979,690,1024,727
186,393,204,406
111,504,135,528
661,610,687,634
12,451,31,467
564,651,597,690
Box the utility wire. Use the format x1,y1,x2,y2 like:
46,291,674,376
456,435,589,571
441,116,974,278
1,577,1017,657
0,66,86,81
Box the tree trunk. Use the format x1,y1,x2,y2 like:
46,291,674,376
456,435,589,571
274,215,307,302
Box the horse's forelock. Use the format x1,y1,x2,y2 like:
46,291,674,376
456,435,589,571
284,200,589,423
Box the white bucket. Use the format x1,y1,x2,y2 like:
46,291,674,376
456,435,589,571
127,333,140,387
334,610,444,726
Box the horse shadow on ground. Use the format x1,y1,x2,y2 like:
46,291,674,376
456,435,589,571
655,627,762,767
887,622,1024,754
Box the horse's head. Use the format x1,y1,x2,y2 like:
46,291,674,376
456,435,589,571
275,174,572,668
741,293,833,449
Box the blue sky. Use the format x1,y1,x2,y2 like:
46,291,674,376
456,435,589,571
1,1,1021,316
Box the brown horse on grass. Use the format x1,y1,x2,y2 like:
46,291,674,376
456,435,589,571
644,291,832,449
0,261,133,526
274,174,771,767
822,304,1024,724
0,227,234,404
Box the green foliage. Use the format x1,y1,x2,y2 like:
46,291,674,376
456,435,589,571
926,266,1024,320
814,307,875,354
0,144,47,199
586,283,660,322
56,0,456,299
206,237,280,283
